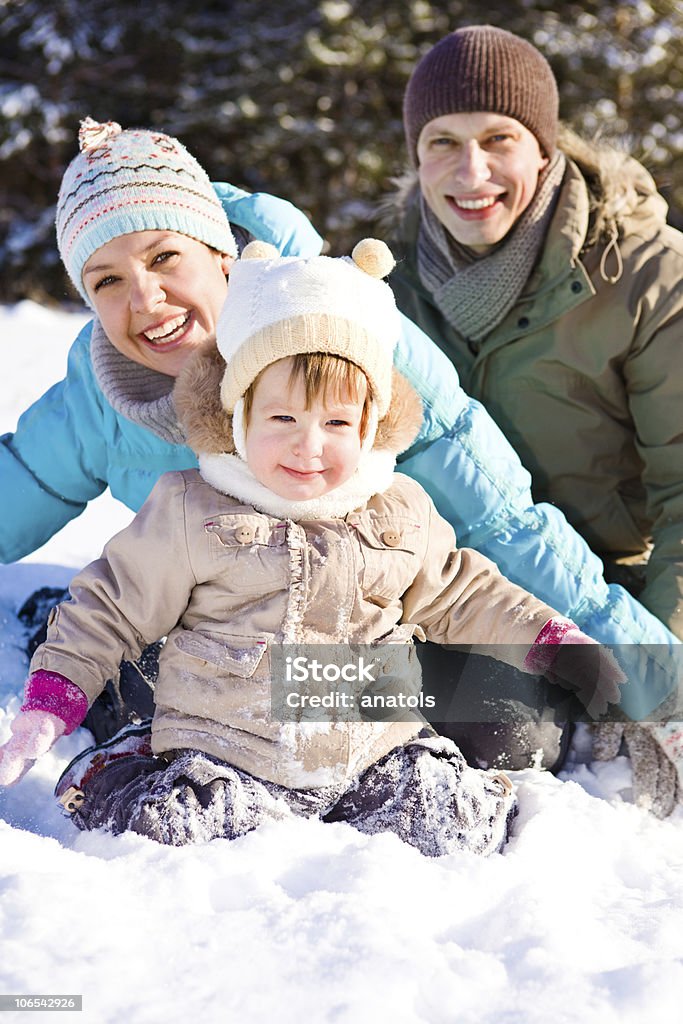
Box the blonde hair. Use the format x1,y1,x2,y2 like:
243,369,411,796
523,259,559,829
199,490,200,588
243,353,372,438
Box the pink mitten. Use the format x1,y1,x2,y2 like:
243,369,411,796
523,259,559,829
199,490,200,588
0,670,89,787
0,710,67,786
525,618,626,718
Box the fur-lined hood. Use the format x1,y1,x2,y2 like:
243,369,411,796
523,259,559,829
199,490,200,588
383,124,668,248
173,340,424,458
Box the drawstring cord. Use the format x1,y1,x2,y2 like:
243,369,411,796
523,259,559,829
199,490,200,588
599,223,624,284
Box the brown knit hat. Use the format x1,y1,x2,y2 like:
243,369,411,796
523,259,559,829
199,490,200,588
403,25,559,164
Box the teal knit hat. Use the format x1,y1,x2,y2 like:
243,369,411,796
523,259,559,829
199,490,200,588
56,118,237,304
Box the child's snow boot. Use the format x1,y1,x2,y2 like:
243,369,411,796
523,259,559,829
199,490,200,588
55,719,153,814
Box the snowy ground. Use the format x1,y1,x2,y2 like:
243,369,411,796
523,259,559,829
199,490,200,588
1,301,682,1024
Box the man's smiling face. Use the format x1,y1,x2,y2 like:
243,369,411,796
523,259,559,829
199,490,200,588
417,111,549,252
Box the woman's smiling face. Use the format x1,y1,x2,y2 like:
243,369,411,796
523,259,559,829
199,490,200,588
82,230,234,378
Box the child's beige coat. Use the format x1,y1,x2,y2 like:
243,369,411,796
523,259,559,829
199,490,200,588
32,348,556,790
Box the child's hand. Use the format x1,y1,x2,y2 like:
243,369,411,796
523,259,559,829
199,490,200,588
525,618,626,718
0,710,66,786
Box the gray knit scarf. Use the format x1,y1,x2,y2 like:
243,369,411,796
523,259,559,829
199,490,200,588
417,151,566,342
89,319,186,445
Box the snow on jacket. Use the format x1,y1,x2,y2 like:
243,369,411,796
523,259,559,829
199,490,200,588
388,129,683,645
2,181,678,717
31,360,556,789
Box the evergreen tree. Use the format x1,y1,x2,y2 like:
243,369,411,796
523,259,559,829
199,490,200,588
0,0,681,302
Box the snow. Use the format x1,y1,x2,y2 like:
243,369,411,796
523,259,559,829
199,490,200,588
1,301,682,1023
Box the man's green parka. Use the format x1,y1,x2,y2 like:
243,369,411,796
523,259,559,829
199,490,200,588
389,127,683,639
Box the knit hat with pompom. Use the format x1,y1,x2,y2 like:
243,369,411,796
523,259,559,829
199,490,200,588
217,238,400,418
56,117,237,304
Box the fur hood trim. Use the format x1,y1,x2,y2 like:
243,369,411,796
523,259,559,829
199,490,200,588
383,123,668,248
173,341,423,458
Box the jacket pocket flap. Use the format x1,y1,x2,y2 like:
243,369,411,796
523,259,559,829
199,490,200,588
374,622,426,644
350,515,421,554
205,515,286,548
173,630,267,677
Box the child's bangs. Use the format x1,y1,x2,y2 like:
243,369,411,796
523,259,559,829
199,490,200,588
242,353,373,438
289,353,367,408
289,353,372,437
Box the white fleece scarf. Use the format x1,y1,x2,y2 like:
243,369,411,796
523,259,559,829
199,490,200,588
198,447,397,521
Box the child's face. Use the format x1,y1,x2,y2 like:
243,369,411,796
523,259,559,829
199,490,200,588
82,230,234,378
245,359,366,501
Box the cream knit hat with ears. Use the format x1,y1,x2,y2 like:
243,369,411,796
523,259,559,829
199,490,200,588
217,238,400,417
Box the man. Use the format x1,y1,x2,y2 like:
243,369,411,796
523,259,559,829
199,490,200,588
387,24,683,815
